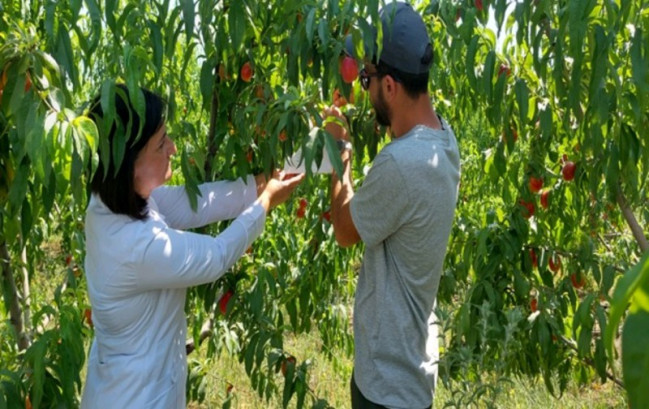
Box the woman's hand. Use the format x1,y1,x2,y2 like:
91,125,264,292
256,171,304,212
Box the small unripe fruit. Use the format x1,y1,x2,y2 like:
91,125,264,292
281,356,296,377
84,308,93,328
518,199,534,219
332,89,348,107
529,176,543,193
502,128,518,144
548,254,561,273
562,161,576,181
540,189,550,209
24,73,32,92
498,64,511,77
240,62,253,82
570,273,585,289
219,290,234,315
255,85,265,100
529,248,538,268
218,64,228,80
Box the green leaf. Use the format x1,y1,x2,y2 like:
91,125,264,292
73,115,98,153
229,0,246,52
623,309,649,409
322,125,344,178
105,0,117,30
594,306,608,381
630,28,648,114
25,335,49,409
181,0,195,42
56,25,79,90
84,0,102,52
125,77,145,143
70,0,82,18
306,8,317,46
42,169,56,214
97,80,116,178
606,252,649,366
318,19,328,48
282,367,295,409
180,151,201,212
588,25,609,120
148,19,164,74
199,58,215,112
244,334,257,376
286,299,298,330
20,198,32,240
24,103,45,168
8,159,29,212
466,35,479,89
483,50,495,100
515,79,529,128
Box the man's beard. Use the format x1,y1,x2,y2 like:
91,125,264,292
373,86,391,127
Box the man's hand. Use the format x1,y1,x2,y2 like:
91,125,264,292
322,106,350,142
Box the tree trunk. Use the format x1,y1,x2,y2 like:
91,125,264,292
0,241,29,351
616,187,649,253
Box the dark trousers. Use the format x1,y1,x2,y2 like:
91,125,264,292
350,371,432,409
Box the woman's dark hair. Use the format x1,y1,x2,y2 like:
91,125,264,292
88,84,166,220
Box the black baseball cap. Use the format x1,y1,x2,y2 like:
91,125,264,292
345,2,433,75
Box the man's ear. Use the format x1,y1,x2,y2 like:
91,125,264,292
382,75,398,100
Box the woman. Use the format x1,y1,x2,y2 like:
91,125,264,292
80,85,303,408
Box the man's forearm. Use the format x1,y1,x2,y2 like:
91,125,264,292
331,150,352,212
331,150,360,247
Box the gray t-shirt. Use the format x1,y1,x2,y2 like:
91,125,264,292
350,120,460,409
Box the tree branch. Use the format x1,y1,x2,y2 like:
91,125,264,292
616,186,648,253
186,318,213,355
558,334,624,388
1,241,29,351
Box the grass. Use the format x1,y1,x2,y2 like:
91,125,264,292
187,329,628,409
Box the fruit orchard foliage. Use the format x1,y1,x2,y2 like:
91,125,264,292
0,0,648,408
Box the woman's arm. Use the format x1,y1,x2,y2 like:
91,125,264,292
150,175,258,229
135,173,303,290
135,202,266,290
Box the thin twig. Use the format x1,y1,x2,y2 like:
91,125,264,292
558,335,624,388
616,185,649,253
186,318,213,355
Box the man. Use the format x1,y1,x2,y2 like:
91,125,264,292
324,2,461,408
